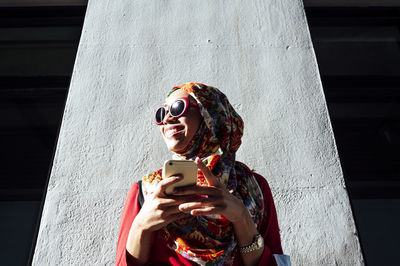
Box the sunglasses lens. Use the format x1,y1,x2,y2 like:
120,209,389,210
170,100,185,117
155,107,166,124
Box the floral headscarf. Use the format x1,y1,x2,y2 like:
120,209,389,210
142,83,264,265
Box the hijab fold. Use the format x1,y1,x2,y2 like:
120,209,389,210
142,83,264,265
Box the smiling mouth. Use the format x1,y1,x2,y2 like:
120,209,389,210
165,126,184,138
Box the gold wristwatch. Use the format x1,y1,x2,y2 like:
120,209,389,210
239,234,264,254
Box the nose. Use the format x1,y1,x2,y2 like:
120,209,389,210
162,110,175,125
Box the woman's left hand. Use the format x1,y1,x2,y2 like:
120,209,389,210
174,158,264,266
173,157,247,224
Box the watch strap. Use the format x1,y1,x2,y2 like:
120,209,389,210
239,234,264,254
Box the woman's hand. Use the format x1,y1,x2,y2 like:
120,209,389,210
173,158,248,224
133,175,192,232
174,158,263,266
174,158,264,265
126,176,192,262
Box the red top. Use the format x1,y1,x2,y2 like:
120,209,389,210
116,173,283,265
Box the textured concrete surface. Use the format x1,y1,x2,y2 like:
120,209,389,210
32,0,364,265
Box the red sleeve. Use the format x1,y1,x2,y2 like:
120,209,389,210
116,182,143,266
254,173,283,266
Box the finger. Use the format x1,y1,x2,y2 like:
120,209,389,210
178,200,213,212
156,175,183,196
170,184,197,195
173,185,222,196
190,206,221,216
162,205,196,221
155,197,183,207
162,195,209,211
162,205,184,216
156,195,204,207
165,212,192,224
195,157,222,188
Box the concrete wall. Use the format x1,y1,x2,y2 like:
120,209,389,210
32,0,364,265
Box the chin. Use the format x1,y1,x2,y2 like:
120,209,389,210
167,144,185,153
166,140,188,153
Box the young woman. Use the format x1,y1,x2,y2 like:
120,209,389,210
116,83,284,265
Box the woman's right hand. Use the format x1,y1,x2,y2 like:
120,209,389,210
131,175,191,233
126,175,191,262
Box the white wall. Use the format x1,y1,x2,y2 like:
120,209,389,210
32,0,364,265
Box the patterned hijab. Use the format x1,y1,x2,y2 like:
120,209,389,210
142,83,264,265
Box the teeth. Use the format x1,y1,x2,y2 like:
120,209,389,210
166,128,178,137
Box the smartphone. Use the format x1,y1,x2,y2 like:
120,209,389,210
162,160,198,195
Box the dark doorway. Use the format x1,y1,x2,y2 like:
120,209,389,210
0,6,86,265
306,7,400,266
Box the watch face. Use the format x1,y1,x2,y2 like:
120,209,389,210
257,235,264,247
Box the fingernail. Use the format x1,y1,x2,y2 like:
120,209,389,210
174,175,183,180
